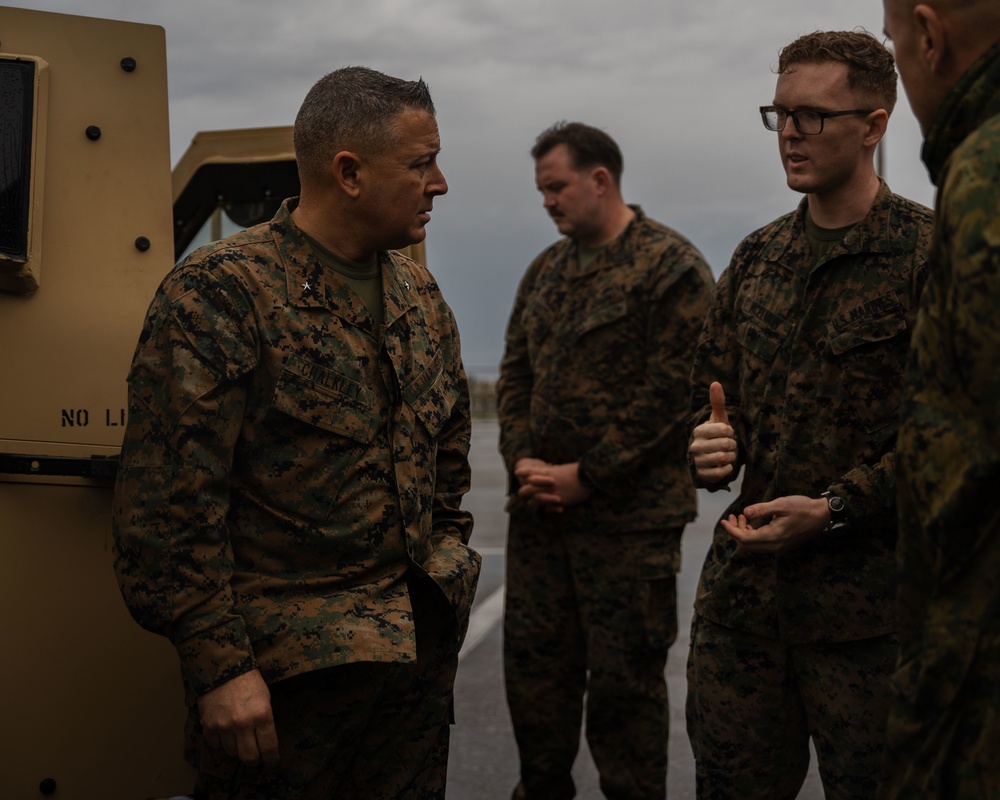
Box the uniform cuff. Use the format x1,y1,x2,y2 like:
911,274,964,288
175,616,257,698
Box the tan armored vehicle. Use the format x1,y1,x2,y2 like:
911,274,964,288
0,7,423,797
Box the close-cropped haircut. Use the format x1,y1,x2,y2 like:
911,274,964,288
777,30,897,115
531,122,625,187
294,66,435,183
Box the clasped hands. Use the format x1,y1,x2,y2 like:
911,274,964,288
514,458,592,513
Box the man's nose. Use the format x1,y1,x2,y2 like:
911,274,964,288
781,118,803,140
428,164,448,196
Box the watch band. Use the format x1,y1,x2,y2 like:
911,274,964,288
821,490,849,533
577,462,596,490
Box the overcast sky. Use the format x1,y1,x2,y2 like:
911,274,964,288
12,0,937,378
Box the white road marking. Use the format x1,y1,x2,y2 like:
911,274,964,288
459,585,505,661
474,546,506,556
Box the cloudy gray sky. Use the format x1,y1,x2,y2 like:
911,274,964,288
13,0,937,378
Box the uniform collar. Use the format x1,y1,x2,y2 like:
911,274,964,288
761,180,916,275
269,198,417,332
922,39,1000,186
381,251,419,329
567,204,646,276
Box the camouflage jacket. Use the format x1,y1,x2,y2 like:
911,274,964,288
690,182,932,643
113,199,480,699
497,206,714,532
888,42,1000,787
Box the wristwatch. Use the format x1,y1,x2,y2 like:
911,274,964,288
821,491,849,533
577,462,596,491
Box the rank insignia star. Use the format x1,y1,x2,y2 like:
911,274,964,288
303,281,311,292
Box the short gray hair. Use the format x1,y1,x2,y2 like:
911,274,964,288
294,66,435,183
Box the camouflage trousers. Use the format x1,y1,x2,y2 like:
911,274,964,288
503,515,682,800
879,626,1000,799
191,580,458,800
686,614,896,800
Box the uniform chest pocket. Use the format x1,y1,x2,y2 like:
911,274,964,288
736,300,789,361
271,360,378,444
826,293,908,434
576,297,629,338
402,352,459,438
827,292,907,355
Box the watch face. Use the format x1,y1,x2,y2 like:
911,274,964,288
829,496,846,513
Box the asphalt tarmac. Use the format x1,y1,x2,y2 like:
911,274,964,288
446,418,825,799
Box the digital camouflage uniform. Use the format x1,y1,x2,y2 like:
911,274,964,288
497,206,714,800
880,41,1000,800
686,182,932,799
113,198,481,799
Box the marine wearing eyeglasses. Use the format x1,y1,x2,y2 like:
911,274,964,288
686,30,933,800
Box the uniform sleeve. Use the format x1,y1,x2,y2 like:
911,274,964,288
688,244,751,491
944,146,1000,527
828,204,934,529
421,311,481,642
423,363,482,643
496,256,543,479
906,143,1000,557
577,246,715,495
112,268,259,698
429,331,474,545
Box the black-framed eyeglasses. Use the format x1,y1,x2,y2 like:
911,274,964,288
759,105,874,135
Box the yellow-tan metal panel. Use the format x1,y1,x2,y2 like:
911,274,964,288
0,7,194,798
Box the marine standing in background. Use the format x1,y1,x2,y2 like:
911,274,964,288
685,31,932,799
878,1,1000,796
112,66,480,800
497,121,714,800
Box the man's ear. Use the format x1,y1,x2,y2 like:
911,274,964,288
864,108,890,148
332,151,362,198
591,166,613,195
913,4,948,76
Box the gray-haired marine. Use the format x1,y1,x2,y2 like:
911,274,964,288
879,1,1000,796
112,66,480,799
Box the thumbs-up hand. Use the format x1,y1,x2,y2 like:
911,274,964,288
709,380,729,424
689,381,737,484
